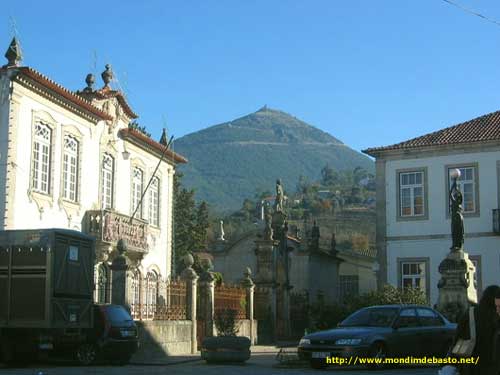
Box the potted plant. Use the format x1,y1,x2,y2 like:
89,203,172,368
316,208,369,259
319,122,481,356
201,308,251,363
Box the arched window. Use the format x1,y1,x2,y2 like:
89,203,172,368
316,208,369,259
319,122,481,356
101,153,114,209
62,135,79,202
145,271,159,319
96,263,110,304
132,167,144,218
148,177,160,227
32,122,52,194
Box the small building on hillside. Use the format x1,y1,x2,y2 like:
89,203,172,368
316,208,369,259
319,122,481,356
363,109,500,305
0,38,187,315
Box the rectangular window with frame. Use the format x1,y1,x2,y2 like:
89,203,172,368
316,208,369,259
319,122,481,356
399,170,425,217
32,122,52,194
398,258,430,297
447,166,477,214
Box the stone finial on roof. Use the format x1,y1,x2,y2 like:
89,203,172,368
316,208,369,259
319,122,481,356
83,73,95,93
4,37,22,67
159,128,168,146
101,64,113,87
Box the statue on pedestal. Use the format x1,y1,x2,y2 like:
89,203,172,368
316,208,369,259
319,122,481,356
274,179,284,213
450,176,464,251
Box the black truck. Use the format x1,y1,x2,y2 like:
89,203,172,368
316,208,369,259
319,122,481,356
0,228,96,362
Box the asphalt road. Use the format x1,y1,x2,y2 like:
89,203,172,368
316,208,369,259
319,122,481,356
1,353,443,375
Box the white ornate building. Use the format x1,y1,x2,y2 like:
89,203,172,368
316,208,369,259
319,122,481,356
0,38,187,313
363,109,500,305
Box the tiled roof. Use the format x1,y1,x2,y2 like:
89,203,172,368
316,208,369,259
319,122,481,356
363,109,500,155
119,128,188,164
3,66,113,121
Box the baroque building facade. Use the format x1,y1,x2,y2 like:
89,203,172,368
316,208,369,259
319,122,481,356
0,38,187,315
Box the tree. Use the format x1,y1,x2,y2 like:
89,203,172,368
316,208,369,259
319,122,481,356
194,201,210,249
320,164,338,186
173,172,196,272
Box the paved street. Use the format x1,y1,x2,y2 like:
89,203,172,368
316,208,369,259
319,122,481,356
1,351,442,375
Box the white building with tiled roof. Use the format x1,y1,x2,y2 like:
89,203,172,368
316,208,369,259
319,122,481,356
0,38,187,315
363,109,500,305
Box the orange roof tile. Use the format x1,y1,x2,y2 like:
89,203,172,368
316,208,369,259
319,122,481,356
363,109,500,156
4,66,113,121
119,128,188,164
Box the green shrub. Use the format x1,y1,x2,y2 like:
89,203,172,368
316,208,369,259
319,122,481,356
214,308,241,337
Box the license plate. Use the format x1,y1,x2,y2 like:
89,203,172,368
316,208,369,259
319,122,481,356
312,352,330,358
39,343,53,350
121,330,132,337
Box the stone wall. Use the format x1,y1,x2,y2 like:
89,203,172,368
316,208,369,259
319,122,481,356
132,320,193,361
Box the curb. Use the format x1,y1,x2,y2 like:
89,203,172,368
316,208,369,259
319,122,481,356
129,357,202,366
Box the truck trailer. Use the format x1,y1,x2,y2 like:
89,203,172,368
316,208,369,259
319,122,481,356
0,228,95,361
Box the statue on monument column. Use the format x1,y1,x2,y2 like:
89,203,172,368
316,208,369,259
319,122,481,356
275,179,284,213
450,169,464,251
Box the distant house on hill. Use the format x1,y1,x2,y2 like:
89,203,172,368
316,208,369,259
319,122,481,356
363,109,500,305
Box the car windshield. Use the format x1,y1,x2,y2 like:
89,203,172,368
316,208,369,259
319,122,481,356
103,305,133,324
339,308,398,327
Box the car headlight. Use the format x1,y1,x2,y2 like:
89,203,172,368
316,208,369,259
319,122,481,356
335,338,362,345
299,338,311,346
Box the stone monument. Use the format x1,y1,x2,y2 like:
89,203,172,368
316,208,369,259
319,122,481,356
436,168,477,322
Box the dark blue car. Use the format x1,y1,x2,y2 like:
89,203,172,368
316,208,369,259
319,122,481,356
298,305,456,367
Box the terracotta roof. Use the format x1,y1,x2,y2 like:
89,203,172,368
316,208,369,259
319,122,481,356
78,86,138,119
119,128,188,164
363,109,500,156
3,66,113,121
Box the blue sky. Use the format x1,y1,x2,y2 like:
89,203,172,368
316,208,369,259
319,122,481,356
3,0,500,153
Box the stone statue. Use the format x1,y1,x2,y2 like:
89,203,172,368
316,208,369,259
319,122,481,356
218,220,225,241
264,205,273,240
450,178,464,250
275,179,284,212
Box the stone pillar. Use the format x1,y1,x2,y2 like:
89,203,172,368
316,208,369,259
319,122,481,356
436,249,477,322
199,270,215,337
181,254,199,354
241,267,255,344
110,239,130,311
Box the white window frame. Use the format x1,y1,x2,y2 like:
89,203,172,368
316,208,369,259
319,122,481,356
469,255,482,298
399,171,424,217
149,177,160,227
397,257,430,299
132,167,144,219
32,122,52,194
101,153,115,210
62,135,79,202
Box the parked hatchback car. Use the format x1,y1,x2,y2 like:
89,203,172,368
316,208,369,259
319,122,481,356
298,305,456,368
75,304,139,365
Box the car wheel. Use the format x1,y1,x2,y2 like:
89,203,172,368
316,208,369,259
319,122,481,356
368,341,387,369
76,343,98,366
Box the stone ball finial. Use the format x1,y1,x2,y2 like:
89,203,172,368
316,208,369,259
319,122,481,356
117,238,128,255
101,64,114,87
85,73,95,89
183,253,194,268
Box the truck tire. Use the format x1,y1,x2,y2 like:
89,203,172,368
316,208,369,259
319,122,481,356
76,343,98,366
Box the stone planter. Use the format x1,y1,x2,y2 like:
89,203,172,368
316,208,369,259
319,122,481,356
201,336,251,363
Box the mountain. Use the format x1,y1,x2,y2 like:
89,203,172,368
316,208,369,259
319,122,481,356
173,107,374,212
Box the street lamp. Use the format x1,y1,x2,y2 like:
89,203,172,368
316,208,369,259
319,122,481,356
450,168,461,181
